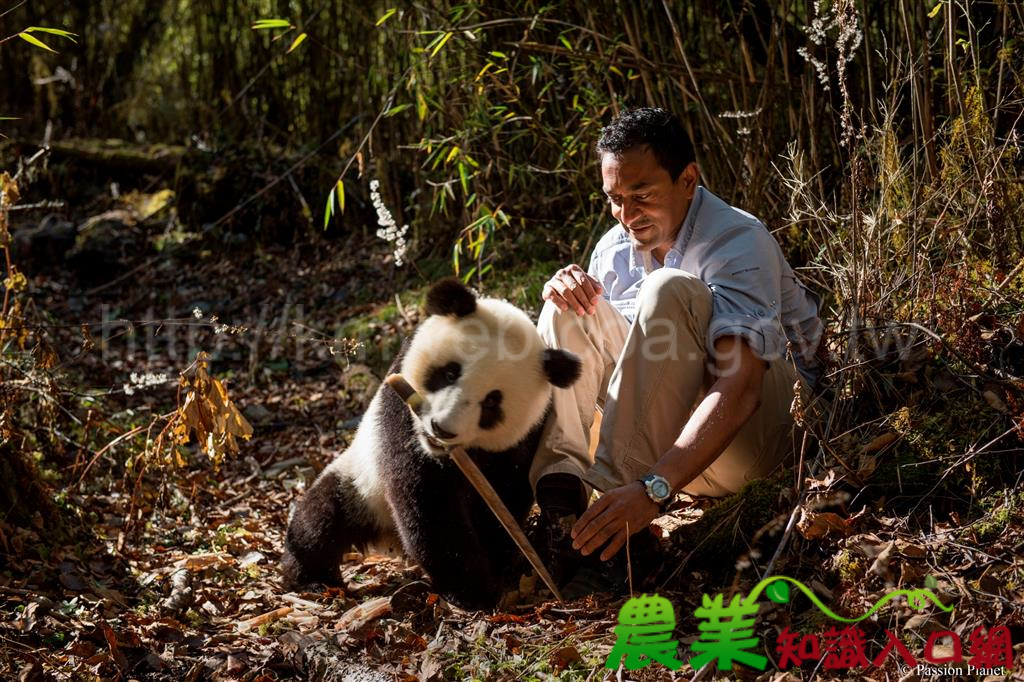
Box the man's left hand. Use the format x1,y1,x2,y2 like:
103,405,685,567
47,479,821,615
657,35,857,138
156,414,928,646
571,482,660,561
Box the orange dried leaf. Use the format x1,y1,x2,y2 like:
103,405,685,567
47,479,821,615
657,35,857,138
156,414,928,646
797,509,855,540
861,432,898,454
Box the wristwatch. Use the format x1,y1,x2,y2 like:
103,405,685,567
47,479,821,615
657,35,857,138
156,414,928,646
639,473,673,509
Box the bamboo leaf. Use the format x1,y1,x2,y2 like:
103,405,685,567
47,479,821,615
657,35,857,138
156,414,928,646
252,19,292,30
287,32,308,53
336,179,345,214
444,145,460,165
558,34,573,51
25,27,78,42
416,92,428,121
376,8,397,26
384,103,412,117
458,161,468,196
430,31,453,58
927,2,943,18
324,187,336,229
476,62,494,81
18,32,56,52
0,117,19,121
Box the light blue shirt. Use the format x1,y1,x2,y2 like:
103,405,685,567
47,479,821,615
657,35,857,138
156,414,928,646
587,186,823,386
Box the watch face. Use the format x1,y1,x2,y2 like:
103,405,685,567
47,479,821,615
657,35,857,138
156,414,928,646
651,479,670,499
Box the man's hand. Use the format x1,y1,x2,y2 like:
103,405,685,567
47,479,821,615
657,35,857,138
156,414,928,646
570,482,659,561
542,265,604,316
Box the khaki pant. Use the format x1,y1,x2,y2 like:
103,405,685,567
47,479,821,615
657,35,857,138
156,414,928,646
531,269,800,497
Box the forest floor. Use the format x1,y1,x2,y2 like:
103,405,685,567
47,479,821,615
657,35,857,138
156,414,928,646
2,184,1024,681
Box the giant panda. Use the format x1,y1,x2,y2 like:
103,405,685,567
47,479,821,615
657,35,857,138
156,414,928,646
281,278,582,609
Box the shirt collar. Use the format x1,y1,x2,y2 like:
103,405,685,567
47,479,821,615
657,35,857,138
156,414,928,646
631,185,705,274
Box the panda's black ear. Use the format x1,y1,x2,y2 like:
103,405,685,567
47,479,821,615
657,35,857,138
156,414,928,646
425,278,477,318
542,349,582,388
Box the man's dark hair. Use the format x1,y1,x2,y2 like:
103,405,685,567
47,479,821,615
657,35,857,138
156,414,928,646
596,107,695,181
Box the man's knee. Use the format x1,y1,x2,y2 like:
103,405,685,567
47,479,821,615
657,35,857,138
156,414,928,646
636,269,712,324
539,298,621,347
538,299,572,344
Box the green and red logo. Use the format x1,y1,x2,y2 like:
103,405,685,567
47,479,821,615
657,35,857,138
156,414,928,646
605,578,1014,674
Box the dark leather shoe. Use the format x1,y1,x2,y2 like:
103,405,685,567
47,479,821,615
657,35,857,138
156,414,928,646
561,550,628,600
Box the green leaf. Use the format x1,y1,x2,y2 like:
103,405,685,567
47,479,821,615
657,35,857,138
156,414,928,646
25,27,77,42
376,8,397,26
558,34,573,51
927,1,943,18
252,18,292,30
0,116,19,121
416,92,428,121
323,187,335,229
384,103,412,117
336,179,345,214
287,32,308,53
925,575,938,590
18,32,56,52
430,31,453,58
458,161,468,196
766,581,790,604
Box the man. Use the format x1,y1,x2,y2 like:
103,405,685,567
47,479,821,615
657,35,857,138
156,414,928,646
531,107,821,590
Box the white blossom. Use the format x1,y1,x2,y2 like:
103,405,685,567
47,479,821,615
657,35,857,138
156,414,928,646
122,371,170,395
370,179,409,267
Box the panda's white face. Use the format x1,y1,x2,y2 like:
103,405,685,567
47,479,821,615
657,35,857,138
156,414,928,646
402,297,554,455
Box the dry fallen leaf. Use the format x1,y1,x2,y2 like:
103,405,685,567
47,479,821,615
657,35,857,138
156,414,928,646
861,431,899,454
896,540,928,559
868,540,897,584
549,645,582,672
797,509,856,540
983,390,1009,414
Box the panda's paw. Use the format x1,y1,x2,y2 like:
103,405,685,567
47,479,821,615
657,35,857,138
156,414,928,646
280,550,340,592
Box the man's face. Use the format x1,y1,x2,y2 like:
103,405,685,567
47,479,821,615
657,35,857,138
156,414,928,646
601,146,696,261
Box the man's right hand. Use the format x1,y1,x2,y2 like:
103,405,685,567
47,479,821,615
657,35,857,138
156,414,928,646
542,265,604,316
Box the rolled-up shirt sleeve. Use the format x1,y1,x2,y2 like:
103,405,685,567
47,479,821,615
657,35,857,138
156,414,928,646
587,249,613,300
704,226,787,362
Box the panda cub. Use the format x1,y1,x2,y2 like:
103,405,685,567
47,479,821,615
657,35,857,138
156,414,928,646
281,279,581,608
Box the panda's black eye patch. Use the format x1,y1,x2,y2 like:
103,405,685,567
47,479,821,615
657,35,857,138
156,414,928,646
425,361,461,392
479,390,504,430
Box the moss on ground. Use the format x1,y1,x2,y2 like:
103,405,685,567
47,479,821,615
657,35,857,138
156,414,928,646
663,471,790,588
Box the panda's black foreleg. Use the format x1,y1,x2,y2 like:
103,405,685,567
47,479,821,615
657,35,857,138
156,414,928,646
281,470,380,589
400,500,505,609
386,469,508,609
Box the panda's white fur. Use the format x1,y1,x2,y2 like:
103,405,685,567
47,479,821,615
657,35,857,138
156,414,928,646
317,392,394,535
281,279,581,608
